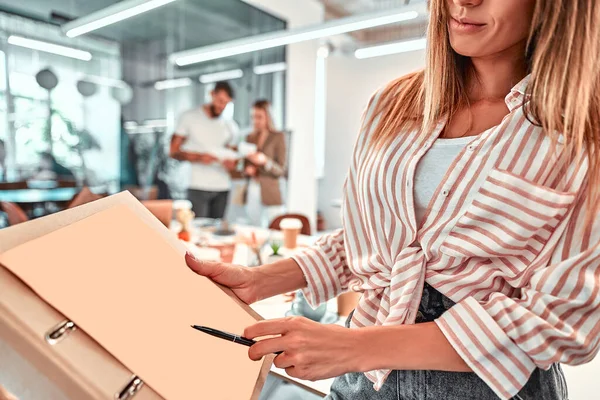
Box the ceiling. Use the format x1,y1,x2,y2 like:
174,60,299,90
321,0,429,45
0,0,286,51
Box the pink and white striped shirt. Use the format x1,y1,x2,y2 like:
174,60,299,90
292,75,600,399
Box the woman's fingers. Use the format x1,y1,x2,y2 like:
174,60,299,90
244,318,294,339
273,353,294,369
248,336,288,361
185,252,217,276
0,385,17,400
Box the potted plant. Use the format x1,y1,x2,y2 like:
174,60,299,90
267,240,284,264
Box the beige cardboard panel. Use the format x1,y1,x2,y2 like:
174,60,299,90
0,192,270,399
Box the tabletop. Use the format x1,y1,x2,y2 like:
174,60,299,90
0,188,78,204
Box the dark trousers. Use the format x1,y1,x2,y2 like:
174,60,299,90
188,189,229,219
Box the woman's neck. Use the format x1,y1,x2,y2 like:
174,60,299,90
256,128,269,136
468,41,528,102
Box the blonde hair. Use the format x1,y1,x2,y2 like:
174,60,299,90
252,99,277,134
365,0,600,218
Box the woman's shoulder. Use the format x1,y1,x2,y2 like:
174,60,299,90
358,71,425,142
270,130,286,141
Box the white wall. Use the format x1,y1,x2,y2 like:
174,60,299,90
243,0,325,234
563,362,600,400
318,50,426,229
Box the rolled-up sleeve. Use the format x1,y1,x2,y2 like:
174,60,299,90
436,203,600,400
291,229,355,306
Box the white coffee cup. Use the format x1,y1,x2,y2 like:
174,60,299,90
238,142,258,157
280,218,303,249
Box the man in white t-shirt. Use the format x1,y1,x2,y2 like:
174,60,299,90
169,81,240,218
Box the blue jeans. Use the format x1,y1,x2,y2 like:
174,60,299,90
326,284,568,400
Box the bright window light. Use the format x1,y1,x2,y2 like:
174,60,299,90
7,36,92,61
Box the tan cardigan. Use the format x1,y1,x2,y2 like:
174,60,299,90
245,130,286,206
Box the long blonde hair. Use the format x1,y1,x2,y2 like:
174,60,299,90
366,0,600,216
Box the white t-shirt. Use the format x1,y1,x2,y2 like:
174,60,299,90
176,107,240,192
413,136,476,225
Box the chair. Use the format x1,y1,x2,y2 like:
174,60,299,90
269,214,312,236
142,200,173,228
1,202,29,226
0,181,28,190
67,187,106,209
56,180,78,188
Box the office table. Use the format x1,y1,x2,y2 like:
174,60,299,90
0,188,78,204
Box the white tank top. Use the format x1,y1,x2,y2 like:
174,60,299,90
413,136,476,226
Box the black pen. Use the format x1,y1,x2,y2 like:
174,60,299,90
191,325,282,355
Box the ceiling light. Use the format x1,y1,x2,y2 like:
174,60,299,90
253,62,287,75
63,0,178,38
199,69,243,84
355,38,427,59
171,6,423,66
7,36,92,61
154,77,192,90
317,45,330,58
80,74,128,89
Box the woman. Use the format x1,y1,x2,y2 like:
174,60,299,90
243,100,287,227
186,0,600,399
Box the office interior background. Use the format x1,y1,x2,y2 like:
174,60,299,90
0,1,598,400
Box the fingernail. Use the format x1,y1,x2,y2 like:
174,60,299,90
186,251,197,261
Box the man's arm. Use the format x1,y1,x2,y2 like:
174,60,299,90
169,134,217,164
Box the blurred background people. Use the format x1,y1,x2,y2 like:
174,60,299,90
169,81,240,219
243,100,287,227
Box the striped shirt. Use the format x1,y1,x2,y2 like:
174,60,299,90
292,75,600,400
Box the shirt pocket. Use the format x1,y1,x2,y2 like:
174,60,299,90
439,168,576,277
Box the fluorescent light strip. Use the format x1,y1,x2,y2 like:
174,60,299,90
64,0,178,38
171,6,422,66
154,77,192,90
355,38,427,59
253,62,287,75
81,74,128,89
199,69,243,84
7,36,92,61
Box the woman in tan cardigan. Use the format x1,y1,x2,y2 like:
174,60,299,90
243,100,287,227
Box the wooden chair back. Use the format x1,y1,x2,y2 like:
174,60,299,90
269,214,312,236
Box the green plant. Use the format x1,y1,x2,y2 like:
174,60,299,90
270,240,282,256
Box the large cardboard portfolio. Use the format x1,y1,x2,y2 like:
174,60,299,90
0,192,272,399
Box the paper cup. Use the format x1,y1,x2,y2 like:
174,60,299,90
280,218,303,249
239,142,258,157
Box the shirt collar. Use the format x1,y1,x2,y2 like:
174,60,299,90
504,74,531,111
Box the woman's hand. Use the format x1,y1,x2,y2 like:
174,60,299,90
245,165,257,177
247,152,267,166
186,253,308,305
0,385,17,400
185,252,260,304
244,317,366,381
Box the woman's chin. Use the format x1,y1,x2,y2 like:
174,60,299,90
450,43,493,58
